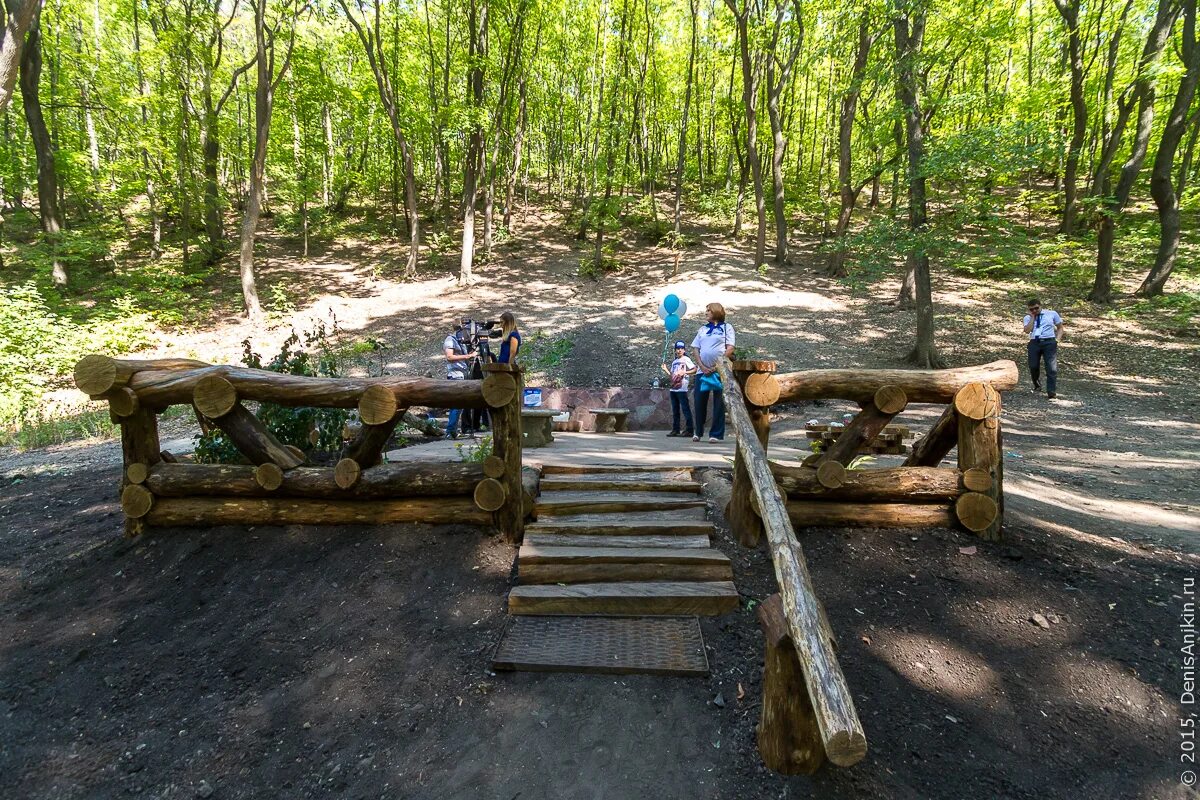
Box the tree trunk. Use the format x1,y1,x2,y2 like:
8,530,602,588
765,1,802,266
727,0,767,269
131,0,160,258
1053,0,1087,235
1089,0,1177,303
459,0,487,284
0,0,39,115
19,7,66,286
673,0,698,237
894,7,942,367
1139,0,1199,296
828,11,873,277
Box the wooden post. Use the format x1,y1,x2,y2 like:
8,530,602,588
119,407,161,536
955,382,1003,541
757,594,825,774
903,403,958,466
485,363,524,544
730,360,776,548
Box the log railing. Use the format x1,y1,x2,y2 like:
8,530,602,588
75,355,526,542
721,356,1017,773
717,358,867,773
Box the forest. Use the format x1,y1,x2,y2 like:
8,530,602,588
0,0,1197,436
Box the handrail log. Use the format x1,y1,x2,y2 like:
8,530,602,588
716,357,867,768
123,365,489,411
775,359,1017,405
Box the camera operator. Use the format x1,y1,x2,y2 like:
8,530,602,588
1022,298,1064,400
443,324,475,439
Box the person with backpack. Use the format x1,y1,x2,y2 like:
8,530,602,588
691,302,736,442
442,324,474,439
661,340,696,437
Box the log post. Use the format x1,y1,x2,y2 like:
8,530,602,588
200,403,306,470
757,594,825,774
730,360,777,548
903,403,959,466
816,388,905,467
342,406,409,468
119,407,161,536
485,363,524,544
955,382,1003,541
716,358,867,768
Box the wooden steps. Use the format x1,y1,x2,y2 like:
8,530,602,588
508,581,740,616
539,464,696,476
494,463,739,675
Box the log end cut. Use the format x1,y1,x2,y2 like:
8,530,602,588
74,354,119,396
359,385,398,426
482,372,518,408
121,484,155,519
474,477,507,512
962,467,992,493
955,491,999,533
815,461,846,489
873,385,908,415
193,375,238,420
334,458,362,489
954,382,1000,421
125,463,149,485
255,463,284,491
482,455,507,479
745,373,782,407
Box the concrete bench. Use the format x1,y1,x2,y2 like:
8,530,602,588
588,408,631,433
521,408,559,448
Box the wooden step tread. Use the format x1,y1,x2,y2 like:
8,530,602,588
539,477,703,493
523,533,713,549
492,615,709,676
532,509,710,526
525,520,714,537
509,581,740,616
538,465,696,476
519,545,730,565
535,492,707,516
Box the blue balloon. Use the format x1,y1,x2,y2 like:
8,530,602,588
664,313,681,333
663,294,680,314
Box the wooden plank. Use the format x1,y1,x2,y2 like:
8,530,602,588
537,464,696,476
519,545,730,565
534,492,707,516
538,476,702,493
528,508,709,526
525,519,714,537
787,501,956,529
519,563,733,584
508,581,739,616
522,533,713,549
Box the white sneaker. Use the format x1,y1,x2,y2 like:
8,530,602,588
709,437,719,443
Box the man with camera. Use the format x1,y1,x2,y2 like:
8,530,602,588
443,323,476,439
1022,298,1064,399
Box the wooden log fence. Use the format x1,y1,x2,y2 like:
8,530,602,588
76,355,527,538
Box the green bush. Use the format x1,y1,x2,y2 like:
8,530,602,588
0,283,155,430
193,327,352,464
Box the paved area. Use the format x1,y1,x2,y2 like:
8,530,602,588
389,430,738,468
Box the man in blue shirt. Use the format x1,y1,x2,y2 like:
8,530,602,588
1022,298,1064,399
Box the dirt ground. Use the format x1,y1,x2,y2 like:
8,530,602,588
3,204,1199,798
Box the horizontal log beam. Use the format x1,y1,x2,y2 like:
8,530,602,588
144,496,491,527
74,355,210,396
126,365,488,411
144,462,486,498
772,464,964,503
775,360,1018,405
787,501,956,529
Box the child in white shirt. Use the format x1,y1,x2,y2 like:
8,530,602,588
662,341,696,437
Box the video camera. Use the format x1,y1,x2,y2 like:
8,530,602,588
457,318,503,362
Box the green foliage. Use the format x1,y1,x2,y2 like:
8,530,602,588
193,326,352,464
455,434,494,463
577,246,623,280
1104,292,1200,335
0,283,155,432
523,333,575,372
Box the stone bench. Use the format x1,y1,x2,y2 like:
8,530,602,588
521,408,559,448
588,408,631,433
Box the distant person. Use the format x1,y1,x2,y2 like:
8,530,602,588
1022,298,1064,399
691,302,736,442
661,340,696,437
497,311,521,364
443,323,475,439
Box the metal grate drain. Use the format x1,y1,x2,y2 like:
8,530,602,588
492,615,709,677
